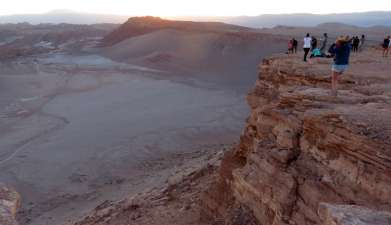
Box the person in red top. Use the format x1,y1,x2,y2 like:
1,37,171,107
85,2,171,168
288,39,294,54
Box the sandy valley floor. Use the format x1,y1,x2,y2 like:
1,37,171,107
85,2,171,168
0,52,249,225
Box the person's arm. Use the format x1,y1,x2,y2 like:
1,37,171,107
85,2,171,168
328,43,336,54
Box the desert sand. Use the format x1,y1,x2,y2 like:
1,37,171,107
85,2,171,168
0,50,251,225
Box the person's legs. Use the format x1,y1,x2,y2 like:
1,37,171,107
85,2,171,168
386,48,390,57
331,70,341,96
303,48,310,61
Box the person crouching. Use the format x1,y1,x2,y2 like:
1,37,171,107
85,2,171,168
328,36,352,96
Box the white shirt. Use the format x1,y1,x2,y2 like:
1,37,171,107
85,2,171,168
303,37,312,48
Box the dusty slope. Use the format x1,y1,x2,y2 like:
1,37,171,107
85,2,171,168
99,17,287,90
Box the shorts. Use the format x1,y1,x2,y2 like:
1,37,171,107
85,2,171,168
332,64,348,73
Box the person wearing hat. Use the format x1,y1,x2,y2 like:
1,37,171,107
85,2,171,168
328,36,352,96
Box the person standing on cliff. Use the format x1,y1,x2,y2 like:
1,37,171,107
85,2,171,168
311,36,318,50
352,36,360,53
320,33,328,54
303,33,312,62
292,38,298,54
288,39,294,54
329,36,352,96
359,34,366,52
382,36,390,57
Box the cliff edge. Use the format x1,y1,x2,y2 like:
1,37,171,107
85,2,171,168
202,50,391,225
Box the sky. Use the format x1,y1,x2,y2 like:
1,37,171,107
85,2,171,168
0,0,390,17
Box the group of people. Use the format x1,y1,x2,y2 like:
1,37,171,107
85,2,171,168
290,33,389,97
286,33,391,96
294,33,366,61
300,33,332,61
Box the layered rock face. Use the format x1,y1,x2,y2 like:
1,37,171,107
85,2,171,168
319,203,391,225
0,184,20,225
202,51,391,225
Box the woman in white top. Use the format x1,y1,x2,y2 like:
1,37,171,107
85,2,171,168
303,33,312,62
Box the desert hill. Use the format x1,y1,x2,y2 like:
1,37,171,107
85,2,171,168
99,17,287,89
102,16,250,46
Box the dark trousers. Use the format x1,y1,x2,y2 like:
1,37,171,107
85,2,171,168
303,48,310,61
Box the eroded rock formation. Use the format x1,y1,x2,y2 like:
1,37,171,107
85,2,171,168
202,51,391,225
0,184,20,225
319,203,391,225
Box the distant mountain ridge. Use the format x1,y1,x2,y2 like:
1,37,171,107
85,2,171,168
175,11,391,28
1,10,390,28
222,11,391,28
0,10,128,25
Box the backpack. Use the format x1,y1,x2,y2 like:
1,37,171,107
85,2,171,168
312,48,322,57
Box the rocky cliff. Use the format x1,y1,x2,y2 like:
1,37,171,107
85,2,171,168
0,184,20,225
202,50,391,225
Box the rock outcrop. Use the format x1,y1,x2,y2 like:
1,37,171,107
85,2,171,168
0,184,20,225
202,51,391,225
319,203,391,225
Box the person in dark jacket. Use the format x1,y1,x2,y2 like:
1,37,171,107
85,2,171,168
311,36,317,50
292,38,298,54
328,36,352,96
383,36,390,57
352,36,360,52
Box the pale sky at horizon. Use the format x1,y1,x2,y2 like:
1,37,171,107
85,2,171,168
0,0,390,17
